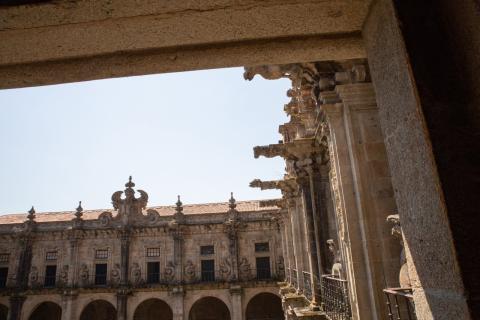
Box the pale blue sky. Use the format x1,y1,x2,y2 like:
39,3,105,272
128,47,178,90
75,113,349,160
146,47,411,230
0,68,290,214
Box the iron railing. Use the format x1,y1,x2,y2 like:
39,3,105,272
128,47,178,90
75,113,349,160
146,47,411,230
320,275,352,320
383,287,416,320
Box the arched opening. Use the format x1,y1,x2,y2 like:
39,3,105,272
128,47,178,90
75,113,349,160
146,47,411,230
80,300,116,320
133,298,173,320
28,302,62,320
246,292,284,320
0,304,8,320
189,296,230,320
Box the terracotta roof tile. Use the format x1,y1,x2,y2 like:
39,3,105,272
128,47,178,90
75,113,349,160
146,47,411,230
0,200,278,224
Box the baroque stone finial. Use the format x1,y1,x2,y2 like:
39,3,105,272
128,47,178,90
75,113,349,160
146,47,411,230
27,206,36,221
125,175,135,188
175,195,183,215
229,192,236,210
75,201,83,220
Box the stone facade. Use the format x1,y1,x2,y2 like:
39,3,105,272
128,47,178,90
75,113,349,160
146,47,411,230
0,178,284,320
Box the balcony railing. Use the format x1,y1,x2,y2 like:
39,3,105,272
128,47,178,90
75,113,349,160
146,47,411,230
320,275,352,320
383,287,416,320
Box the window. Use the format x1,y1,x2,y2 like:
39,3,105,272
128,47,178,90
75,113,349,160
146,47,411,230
0,254,9,264
0,267,7,288
201,260,215,282
45,251,57,261
200,245,214,255
147,262,160,284
95,263,107,285
44,265,57,287
146,248,160,257
95,249,108,260
255,242,270,252
256,257,271,280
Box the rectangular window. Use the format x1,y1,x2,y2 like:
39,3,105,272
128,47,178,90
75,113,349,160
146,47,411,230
44,265,57,287
147,262,160,284
95,263,107,285
256,257,271,280
45,251,57,261
0,267,7,288
255,242,270,252
201,259,215,282
0,254,9,264
95,249,108,260
200,245,214,255
146,248,160,257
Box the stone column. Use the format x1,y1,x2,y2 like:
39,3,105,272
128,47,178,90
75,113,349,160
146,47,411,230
8,295,25,320
284,207,297,286
170,287,184,320
61,291,77,320
278,211,290,282
68,237,78,287
288,195,305,292
296,172,321,307
230,285,243,320
117,230,130,320
363,1,475,319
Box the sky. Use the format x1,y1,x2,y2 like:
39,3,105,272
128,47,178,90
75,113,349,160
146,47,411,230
0,67,291,214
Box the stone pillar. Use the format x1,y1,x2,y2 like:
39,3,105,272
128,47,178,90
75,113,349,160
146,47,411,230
278,211,290,282
7,295,25,320
230,285,243,320
296,173,321,307
170,286,184,320
116,290,129,320
363,0,476,319
284,207,297,286
117,230,130,320
287,195,304,292
61,291,77,320
68,237,78,287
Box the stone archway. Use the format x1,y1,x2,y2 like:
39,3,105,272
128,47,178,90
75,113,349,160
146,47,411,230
133,298,173,320
189,297,231,320
246,293,283,320
80,300,116,320
28,301,62,320
0,304,8,320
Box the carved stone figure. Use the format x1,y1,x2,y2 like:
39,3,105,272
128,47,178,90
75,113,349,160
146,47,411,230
109,176,149,226
29,266,38,286
387,214,411,287
184,260,196,282
131,262,142,285
239,257,251,280
164,261,176,282
277,256,285,278
219,258,232,280
79,264,89,285
327,239,343,278
59,265,69,285
98,211,112,227
111,263,121,285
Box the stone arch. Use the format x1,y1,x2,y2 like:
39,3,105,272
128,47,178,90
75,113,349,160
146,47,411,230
188,296,231,320
80,299,117,320
133,298,173,320
28,301,62,320
0,304,7,320
246,292,284,320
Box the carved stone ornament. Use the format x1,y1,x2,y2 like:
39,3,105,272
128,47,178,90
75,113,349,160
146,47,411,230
111,263,121,285
79,264,89,285
327,239,343,279
387,214,411,287
238,257,251,280
219,258,232,280
184,260,196,282
164,261,175,282
59,265,69,285
109,176,149,226
277,256,285,278
131,262,142,285
98,211,113,227
145,209,160,224
29,266,38,286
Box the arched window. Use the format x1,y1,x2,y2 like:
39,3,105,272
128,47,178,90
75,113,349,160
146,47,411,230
80,300,116,320
133,298,173,320
28,301,62,320
246,292,284,320
189,297,230,320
